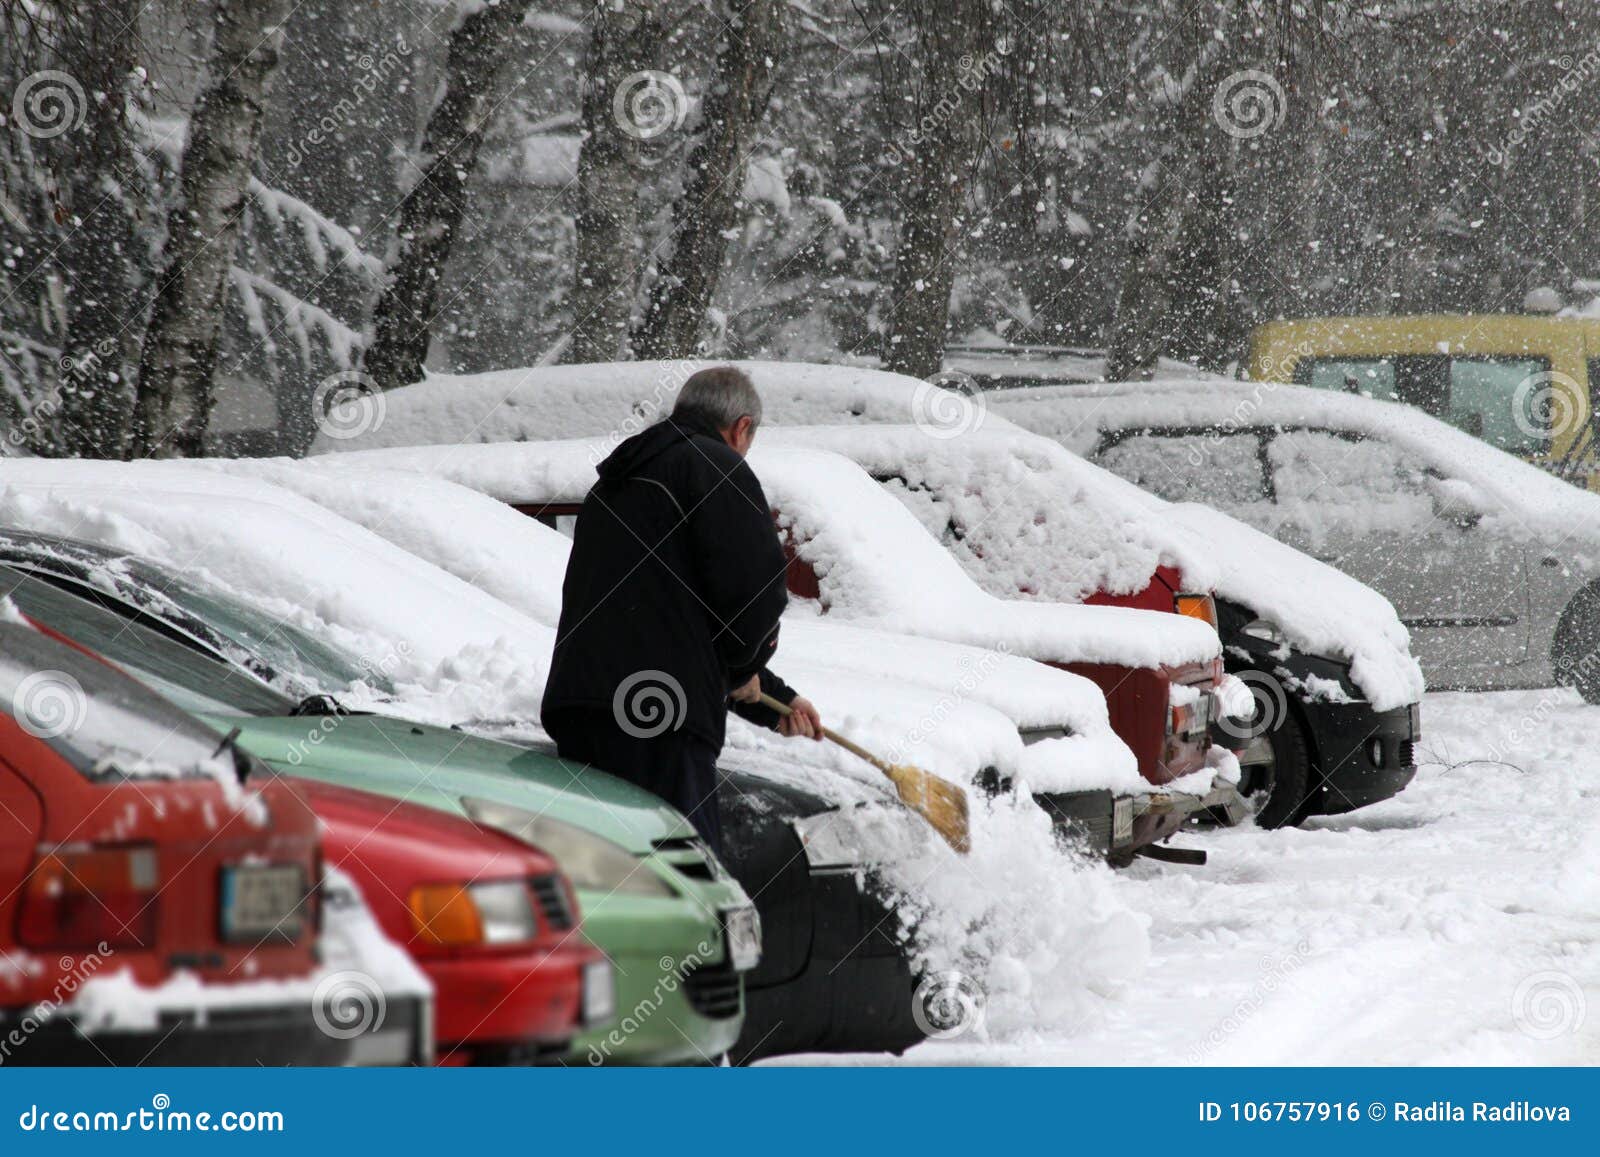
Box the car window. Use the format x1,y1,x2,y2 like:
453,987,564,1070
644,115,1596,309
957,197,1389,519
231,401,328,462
121,560,393,695
1301,358,1399,401
1449,356,1550,454
0,567,295,718
1266,429,1437,536
0,622,238,781
1096,432,1269,507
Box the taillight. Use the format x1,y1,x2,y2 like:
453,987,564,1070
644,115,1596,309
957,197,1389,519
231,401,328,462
18,845,159,949
1174,592,1218,630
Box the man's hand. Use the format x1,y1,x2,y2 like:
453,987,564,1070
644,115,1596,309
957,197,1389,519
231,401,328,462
778,696,824,741
730,674,762,704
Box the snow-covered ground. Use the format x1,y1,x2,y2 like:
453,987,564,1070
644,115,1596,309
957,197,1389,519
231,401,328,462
779,689,1600,1066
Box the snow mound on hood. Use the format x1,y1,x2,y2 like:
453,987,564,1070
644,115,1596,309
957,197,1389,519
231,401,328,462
0,458,556,720
753,425,1422,710
322,438,1221,671
259,457,1139,792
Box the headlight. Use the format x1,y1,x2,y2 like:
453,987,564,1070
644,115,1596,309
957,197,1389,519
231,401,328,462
461,797,675,899
408,880,538,947
1241,618,1287,646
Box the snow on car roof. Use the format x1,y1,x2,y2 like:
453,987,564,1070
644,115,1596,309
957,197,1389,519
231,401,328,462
989,376,1600,543
322,438,1222,671
757,425,1424,712
308,359,966,455
0,458,557,722
261,456,1141,792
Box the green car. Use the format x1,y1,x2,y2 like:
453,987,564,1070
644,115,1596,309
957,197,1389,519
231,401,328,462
0,549,758,1065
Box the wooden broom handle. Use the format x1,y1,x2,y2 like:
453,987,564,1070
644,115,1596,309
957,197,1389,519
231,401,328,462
756,691,891,773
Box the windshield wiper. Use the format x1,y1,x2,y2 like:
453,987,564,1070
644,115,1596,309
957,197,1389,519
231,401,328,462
288,693,348,717
212,725,250,786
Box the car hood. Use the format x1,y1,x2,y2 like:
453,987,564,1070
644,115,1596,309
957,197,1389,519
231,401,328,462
205,712,696,853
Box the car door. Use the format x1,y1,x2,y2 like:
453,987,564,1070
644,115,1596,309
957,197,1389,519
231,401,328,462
1262,427,1530,684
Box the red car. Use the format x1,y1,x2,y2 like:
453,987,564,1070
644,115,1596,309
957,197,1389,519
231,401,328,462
0,619,361,1065
300,779,613,1065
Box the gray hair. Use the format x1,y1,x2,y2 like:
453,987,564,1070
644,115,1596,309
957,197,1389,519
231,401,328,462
672,366,762,430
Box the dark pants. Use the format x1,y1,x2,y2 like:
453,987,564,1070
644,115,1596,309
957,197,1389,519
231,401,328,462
546,709,724,854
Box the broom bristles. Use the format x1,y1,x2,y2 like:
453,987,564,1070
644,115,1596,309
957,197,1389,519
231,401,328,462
886,764,972,855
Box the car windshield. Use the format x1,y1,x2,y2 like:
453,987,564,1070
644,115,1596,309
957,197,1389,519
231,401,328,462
120,558,396,696
0,621,240,781
0,566,295,719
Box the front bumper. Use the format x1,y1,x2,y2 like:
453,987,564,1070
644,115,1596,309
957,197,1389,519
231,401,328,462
428,942,600,1065
568,889,746,1066
1035,780,1245,863
1304,699,1419,815
0,995,430,1067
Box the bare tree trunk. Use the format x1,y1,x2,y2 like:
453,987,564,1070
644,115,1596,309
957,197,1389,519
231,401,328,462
363,0,535,389
50,1,147,458
566,2,657,364
880,0,995,380
1104,159,1190,382
630,0,778,361
129,0,291,459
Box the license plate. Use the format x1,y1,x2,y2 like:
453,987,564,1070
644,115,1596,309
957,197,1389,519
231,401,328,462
582,960,615,1025
1113,797,1135,844
220,864,306,943
723,905,762,972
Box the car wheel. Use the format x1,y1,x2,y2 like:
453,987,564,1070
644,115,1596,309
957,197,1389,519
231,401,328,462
1238,707,1313,830
1553,583,1600,703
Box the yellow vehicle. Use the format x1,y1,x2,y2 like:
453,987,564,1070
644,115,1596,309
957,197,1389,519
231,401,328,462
1247,314,1600,486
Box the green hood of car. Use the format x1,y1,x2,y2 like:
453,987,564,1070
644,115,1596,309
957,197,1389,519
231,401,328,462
199,711,695,853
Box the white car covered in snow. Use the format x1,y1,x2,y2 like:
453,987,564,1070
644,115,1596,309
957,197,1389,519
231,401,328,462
309,357,1423,829
987,376,1600,703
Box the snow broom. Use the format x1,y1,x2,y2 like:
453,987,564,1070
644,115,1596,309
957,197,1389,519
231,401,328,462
759,693,971,854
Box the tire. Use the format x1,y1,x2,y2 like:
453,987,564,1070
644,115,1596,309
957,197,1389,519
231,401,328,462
1553,583,1600,703
1245,708,1314,830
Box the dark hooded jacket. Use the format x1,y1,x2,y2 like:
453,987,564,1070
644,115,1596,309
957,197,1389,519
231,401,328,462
541,411,794,751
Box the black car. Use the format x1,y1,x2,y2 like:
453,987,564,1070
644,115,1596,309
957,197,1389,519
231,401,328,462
0,527,930,1062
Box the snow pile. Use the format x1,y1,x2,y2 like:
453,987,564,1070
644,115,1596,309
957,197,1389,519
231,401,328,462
245,457,1139,792
310,358,1419,708
992,376,1600,558
0,459,557,723
323,438,1222,672
305,359,993,455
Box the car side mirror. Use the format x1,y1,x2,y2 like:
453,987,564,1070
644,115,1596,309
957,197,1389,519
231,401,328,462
1425,475,1485,532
